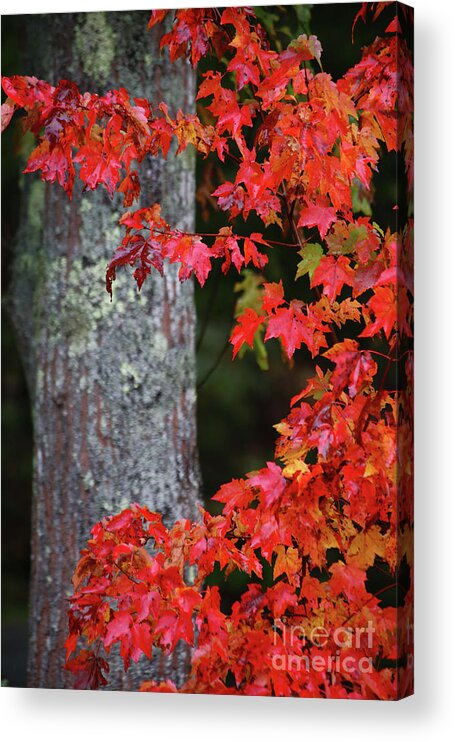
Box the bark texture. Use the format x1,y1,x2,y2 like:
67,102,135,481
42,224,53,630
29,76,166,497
9,11,200,690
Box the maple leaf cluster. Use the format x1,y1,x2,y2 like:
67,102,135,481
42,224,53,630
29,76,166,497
64,345,412,698
2,2,414,699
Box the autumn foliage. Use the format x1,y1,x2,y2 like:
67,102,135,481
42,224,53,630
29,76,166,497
2,2,414,699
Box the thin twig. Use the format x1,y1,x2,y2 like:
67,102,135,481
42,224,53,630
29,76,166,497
197,339,231,390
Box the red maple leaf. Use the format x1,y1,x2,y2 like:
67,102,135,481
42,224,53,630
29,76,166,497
262,281,285,313
230,308,264,357
311,255,354,302
298,202,337,238
65,650,109,690
74,140,122,198
324,339,377,396
248,462,286,507
360,286,397,339
164,234,213,286
265,300,327,358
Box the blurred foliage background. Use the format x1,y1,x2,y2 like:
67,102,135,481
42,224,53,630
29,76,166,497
1,3,398,685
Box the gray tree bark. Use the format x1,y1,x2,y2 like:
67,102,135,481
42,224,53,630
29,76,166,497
9,11,200,690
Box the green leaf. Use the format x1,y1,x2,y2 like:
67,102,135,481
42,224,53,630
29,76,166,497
294,4,312,35
295,243,323,282
253,330,269,371
234,269,264,316
327,225,369,256
351,184,372,216
237,325,269,370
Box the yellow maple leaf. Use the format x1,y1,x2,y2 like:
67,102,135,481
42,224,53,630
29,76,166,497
347,525,385,569
273,545,302,581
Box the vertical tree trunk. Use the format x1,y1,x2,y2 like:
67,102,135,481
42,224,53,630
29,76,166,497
9,11,200,690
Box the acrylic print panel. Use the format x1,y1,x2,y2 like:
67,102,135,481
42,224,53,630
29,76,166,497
1,2,413,699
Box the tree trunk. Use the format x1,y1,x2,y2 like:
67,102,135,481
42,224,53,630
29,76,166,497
9,11,200,690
